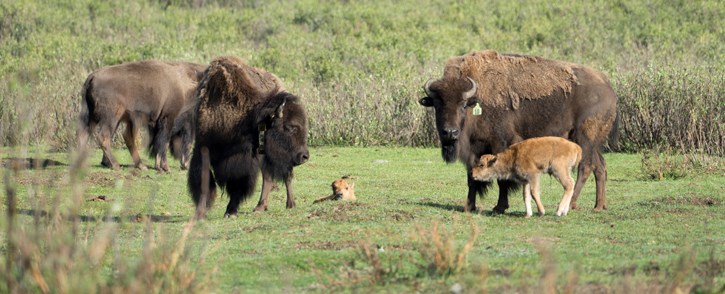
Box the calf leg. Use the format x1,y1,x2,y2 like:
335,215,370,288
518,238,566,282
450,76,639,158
555,167,576,216
530,176,545,216
523,183,533,217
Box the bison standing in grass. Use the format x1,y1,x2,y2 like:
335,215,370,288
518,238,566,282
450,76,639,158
419,50,617,213
78,60,206,171
472,137,582,217
188,56,309,219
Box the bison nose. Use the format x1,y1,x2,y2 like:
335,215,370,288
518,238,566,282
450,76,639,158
442,128,460,141
334,193,343,200
296,151,310,165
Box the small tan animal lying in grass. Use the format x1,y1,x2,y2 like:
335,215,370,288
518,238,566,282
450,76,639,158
313,176,356,204
471,137,582,217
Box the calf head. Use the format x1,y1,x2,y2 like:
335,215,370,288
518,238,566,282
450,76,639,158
331,176,356,201
257,92,309,180
419,77,479,163
471,154,498,182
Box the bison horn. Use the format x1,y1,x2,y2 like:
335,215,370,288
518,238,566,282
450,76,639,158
423,79,437,98
464,77,477,99
276,98,287,118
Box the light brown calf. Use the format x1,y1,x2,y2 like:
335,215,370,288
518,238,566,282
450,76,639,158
313,176,356,204
471,137,582,217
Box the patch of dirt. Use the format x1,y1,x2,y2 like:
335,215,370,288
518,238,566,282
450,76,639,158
307,202,372,222
296,240,359,251
640,194,721,207
386,209,415,221
85,172,117,187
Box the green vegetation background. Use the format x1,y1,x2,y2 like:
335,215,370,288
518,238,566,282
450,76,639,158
1,0,723,153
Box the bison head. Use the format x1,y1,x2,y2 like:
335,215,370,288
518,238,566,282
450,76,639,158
257,92,310,180
419,77,478,163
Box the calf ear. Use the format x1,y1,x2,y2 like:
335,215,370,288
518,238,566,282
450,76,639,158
419,97,434,107
487,156,497,167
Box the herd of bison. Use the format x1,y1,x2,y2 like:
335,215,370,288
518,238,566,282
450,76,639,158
76,50,617,218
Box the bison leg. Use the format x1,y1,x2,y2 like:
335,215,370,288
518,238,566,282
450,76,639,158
253,170,274,212
284,175,296,209
591,150,608,211
465,172,484,212
493,180,515,214
190,147,217,219
570,155,593,210
153,117,172,172
122,120,147,171
97,125,120,170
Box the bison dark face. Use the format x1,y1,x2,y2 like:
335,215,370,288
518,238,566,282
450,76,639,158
419,77,478,163
259,93,310,180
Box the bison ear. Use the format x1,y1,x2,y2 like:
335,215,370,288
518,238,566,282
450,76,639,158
419,97,434,107
465,97,481,108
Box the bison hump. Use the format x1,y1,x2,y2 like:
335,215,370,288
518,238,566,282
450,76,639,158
446,50,577,109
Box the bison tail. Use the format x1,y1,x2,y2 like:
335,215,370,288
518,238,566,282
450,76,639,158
605,112,621,152
77,75,96,150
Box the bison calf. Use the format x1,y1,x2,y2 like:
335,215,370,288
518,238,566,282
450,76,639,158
471,137,582,217
313,176,356,204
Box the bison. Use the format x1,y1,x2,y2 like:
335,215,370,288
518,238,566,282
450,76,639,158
313,176,357,204
188,56,309,219
419,50,617,213
77,60,206,171
471,137,582,217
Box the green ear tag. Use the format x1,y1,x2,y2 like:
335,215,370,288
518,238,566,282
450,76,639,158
472,103,482,116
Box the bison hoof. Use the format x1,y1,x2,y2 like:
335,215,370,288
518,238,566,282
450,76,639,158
223,212,238,218
492,205,507,214
593,205,607,212
252,205,268,212
570,202,579,210
135,164,147,171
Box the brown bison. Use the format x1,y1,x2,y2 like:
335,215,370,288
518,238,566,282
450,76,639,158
420,50,617,213
78,60,206,171
471,137,582,217
188,56,309,218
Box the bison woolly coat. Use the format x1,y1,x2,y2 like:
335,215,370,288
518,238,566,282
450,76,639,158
188,56,309,218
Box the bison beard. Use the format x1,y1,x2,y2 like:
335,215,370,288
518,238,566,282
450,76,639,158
188,57,309,219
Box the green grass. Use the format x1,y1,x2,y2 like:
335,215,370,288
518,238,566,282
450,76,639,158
2,147,723,292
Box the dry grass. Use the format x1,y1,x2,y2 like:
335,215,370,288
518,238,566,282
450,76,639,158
1,151,213,293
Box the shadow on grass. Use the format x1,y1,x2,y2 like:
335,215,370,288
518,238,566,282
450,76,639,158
417,201,528,217
2,157,67,170
17,208,188,223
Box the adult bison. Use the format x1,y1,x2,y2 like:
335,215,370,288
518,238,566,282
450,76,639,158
419,50,617,213
78,60,206,171
187,56,309,219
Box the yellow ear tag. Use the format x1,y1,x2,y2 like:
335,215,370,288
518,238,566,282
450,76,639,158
472,103,482,116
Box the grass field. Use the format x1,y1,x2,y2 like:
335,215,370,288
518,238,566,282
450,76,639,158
2,147,723,292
